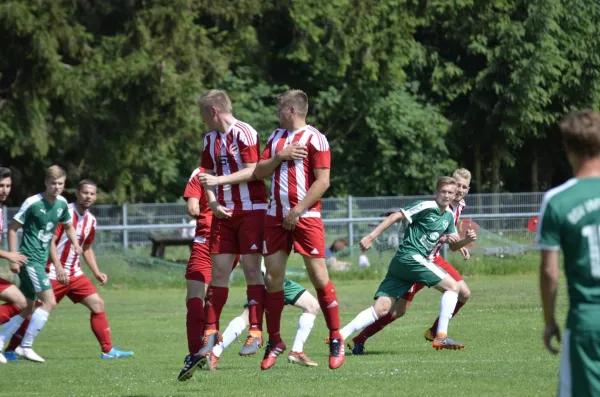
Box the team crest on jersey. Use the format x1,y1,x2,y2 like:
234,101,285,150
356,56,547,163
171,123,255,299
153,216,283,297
443,220,449,229
429,232,440,241
57,208,63,217
84,224,92,236
38,222,55,244
229,144,239,155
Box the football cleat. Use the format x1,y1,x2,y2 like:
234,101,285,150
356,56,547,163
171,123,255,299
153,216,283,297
432,336,465,350
424,329,435,342
288,351,318,367
3,350,19,361
260,340,286,370
101,347,134,359
197,332,221,357
15,346,45,363
177,354,205,381
239,333,263,356
329,337,345,369
348,340,365,355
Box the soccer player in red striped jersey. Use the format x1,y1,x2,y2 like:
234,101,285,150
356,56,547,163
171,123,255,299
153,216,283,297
0,167,28,359
194,90,267,366
254,89,344,370
3,180,133,361
346,169,477,354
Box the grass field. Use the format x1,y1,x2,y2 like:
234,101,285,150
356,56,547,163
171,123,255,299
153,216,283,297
0,273,567,397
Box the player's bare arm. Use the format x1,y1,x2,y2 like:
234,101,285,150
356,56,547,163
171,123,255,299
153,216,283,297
254,143,308,180
204,184,232,219
64,222,83,255
7,219,24,273
449,229,477,251
198,163,258,187
0,249,27,265
540,249,561,354
186,197,200,218
82,245,107,286
283,168,330,230
49,234,68,285
360,212,407,251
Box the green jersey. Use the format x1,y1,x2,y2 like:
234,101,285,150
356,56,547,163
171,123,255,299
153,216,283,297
396,200,457,259
537,178,600,330
14,194,71,265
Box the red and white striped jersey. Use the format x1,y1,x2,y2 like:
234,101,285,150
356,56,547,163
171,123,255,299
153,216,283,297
182,167,212,242
47,203,96,279
427,199,466,259
0,207,3,243
201,119,267,211
261,126,331,219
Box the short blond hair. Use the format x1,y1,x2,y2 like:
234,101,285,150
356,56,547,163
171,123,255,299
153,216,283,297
453,168,472,181
199,89,232,114
278,90,309,118
46,165,66,181
559,110,600,158
436,176,456,191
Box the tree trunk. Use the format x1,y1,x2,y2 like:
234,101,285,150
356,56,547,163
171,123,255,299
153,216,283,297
531,150,539,192
491,145,501,193
474,143,482,193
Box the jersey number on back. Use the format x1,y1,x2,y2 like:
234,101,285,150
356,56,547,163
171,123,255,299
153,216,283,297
582,225,600,278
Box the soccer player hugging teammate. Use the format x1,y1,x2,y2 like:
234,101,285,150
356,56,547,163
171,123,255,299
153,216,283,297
538,110,600,397
254,90,344,370
341,176,466,351
348,169,476,354
197,91,267,362
0,166,82,363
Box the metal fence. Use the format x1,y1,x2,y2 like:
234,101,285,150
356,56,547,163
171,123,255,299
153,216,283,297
1,192,543,253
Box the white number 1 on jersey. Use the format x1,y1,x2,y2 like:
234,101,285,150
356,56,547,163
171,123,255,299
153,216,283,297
582,225,600,278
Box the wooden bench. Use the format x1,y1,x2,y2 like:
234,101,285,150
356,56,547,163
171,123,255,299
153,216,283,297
149,235,194,258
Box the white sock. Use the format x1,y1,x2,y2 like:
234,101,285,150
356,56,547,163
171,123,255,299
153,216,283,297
340,307,378,341
20,308,50,348
291,313,316,352
213,316,247,358
0,315,26,348
437,291,459,335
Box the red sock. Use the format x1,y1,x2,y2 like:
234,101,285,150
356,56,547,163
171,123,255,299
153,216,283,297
0,303,21,324
430,300,465,334
90,312,113,354
317,280,341,339
204,286,228,332
186,297,205,355
5,316,29,351
353,313,396,344
264,290,284,344
247,284,265,333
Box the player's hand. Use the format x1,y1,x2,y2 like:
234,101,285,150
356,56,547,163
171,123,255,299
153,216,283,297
210,202,232,219
56,266,69,285
445,234,460,244
73,245,83,256
360,235,375,252
276,143,308,161
283,208,300,230
95,272,108,286
465,229,477,243
543,320,561,355
459,247,470,260
198,173,221,187
4,252,27,266
8,261,22,274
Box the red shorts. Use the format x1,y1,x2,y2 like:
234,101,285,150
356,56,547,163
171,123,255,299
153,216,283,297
263,215,326,258
0,277,14,293
209,210,265,255
401,256,463,301
186,241,241,283
51,275,98,304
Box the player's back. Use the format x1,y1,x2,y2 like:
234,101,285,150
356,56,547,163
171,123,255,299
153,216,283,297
538,177,600,329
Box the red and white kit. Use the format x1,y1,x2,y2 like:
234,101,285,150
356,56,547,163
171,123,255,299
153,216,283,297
403,200,466,301
182,167,214,283
201,119,267,255
0,206,12,293
47,203,98,303
261,126,330,258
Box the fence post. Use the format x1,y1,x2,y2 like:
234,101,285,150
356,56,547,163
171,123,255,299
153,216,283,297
348,195,354,256
122,203,129,250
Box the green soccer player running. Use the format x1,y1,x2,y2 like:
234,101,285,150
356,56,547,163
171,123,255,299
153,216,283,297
0,165,82,363
340,176,464,350
538,110,600,397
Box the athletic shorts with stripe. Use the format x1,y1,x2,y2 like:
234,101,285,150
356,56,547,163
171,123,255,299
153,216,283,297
263,215,325,258
0,277,13,293
51,276,97,304
559,328,600,397
375,254,447,300
401,256,462,301
209,210,265,255
19,262,52,300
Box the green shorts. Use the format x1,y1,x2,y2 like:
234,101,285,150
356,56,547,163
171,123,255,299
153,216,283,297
559,329,600,397
244,278,306,308
374,254,447,300
19,262,52,300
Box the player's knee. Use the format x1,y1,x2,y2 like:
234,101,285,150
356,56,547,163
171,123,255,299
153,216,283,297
243,267,263,285
12,294,27,310
373,301,392,318
305,298,321,315
265,271,285,290
459,283,471,302
41,300,57,312
91,297,105,313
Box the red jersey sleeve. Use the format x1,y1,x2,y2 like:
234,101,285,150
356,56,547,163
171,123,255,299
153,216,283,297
261,132,277,161
309,132,331,169
237,124,260,163
54,222,64,238
85,221,96,246
201,134,215,171
183,169,204,200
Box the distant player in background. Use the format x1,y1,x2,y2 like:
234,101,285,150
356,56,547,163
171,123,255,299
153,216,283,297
348,168,476,354
0,165,82,363
207,261,320,370
538,110,600,397
3,180,133,361
254,89,344,370
341,177,465,351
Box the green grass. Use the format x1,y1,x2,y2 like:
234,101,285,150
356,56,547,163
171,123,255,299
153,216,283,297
0,274,566,397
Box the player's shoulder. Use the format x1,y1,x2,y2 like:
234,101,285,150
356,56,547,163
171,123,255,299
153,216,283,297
203,130,218,141
267,128,286,141
22,194,44,208
541,178,580,211
412,200,438,209
57,195,69,205
188,167,202,181
306,125,329,150
234,120,259,144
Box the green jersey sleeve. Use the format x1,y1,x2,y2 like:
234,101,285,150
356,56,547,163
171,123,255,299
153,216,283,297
537,198,561,251
58,200,71,224
400,200,437,223
13,198,34,225
445,215,457,235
